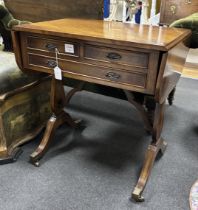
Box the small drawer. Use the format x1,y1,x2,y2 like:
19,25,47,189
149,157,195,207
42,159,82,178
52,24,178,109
84,44,149,68
28,54,147,90
27,36,80,57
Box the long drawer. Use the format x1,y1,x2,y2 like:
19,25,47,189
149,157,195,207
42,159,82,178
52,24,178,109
27,53,147,90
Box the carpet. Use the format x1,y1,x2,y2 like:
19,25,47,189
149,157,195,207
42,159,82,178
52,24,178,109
190,180,198,210
0,77,197,210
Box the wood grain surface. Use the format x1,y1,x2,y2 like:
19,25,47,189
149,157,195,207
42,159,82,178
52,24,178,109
13,19,191,51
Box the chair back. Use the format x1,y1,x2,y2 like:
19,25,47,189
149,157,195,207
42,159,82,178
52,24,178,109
159,0,198,25
4,0,103,22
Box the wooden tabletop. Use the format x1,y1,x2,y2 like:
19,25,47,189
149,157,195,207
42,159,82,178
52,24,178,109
13,18,191,51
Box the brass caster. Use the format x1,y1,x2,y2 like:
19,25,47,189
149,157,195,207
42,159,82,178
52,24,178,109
132,193,145,202
132,187,145,202
74,119,83,128
33,161,40,167
160,140,167,155
30,157,40,167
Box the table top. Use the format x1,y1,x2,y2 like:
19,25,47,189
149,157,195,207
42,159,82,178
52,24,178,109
14,18,191,51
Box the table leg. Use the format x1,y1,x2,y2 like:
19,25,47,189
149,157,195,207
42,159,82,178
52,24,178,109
124,91,152,133
29,77,81,166
132,102,167,202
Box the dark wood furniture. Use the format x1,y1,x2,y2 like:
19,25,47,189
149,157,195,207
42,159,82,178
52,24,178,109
160,0,198,25
12,19,191,201
0,51,51,164
0,4,52,164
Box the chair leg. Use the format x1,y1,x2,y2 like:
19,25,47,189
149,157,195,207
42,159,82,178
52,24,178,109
168,87,176,105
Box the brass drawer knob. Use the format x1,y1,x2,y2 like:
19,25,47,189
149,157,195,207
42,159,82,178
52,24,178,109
45,43,57,51
106,52,122,60
105,72,121,80
46,60,57,68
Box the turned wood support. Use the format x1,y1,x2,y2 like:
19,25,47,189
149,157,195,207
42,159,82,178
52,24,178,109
30,77,82,166
132,101,167,202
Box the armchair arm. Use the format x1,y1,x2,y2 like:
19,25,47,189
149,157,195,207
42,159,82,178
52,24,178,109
170,13,198,48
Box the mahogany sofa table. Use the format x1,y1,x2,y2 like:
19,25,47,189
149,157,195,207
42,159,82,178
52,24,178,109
12,19,191,201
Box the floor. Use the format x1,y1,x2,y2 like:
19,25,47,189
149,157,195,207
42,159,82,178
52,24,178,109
183,48,198,79
1,77,197,210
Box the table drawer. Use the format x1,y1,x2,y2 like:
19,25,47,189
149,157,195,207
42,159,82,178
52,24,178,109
84,44,149,68
27,36,80,57
28,54,147,90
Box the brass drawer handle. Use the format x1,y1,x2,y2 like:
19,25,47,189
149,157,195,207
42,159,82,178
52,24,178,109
46,60,57,68
106,52,122,60
105,72,121,80
45,43,57,51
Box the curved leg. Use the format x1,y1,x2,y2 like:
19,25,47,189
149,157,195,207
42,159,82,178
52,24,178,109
124,90,152,133
132,138,167,202
123,92,168,201
29,77,81,166
168,87,176,105
0,147,23,165
132,102,167,202
30,112,80,166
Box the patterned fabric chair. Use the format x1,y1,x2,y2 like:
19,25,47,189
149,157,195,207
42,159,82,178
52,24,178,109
0,4,51,164
0,0,104,164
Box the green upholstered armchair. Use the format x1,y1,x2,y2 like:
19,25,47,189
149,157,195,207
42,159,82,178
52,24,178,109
0,4,51,164
166,13,198,105
170,13,198,48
